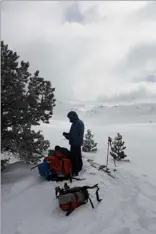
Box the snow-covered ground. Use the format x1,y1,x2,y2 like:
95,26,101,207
1,102,156,234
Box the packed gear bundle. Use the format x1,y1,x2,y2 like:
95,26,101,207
38,146,72,182
55,183,102,216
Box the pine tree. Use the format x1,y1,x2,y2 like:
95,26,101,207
1,159,9,171
110,133,127,161
1,41,56,163
82,129,97,152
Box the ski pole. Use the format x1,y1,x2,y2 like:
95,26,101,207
106,137,112,166
113,158,116,167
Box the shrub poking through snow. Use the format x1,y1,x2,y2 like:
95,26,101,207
110,133,127,161
82,129,97,152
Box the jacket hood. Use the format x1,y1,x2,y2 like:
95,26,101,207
67,111,79,123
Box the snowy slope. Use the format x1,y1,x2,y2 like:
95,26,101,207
1,102,156,234
52,101,156,124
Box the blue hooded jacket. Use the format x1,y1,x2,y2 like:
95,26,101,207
66,111,84,146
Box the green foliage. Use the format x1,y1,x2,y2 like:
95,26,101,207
82,129,97,152
1,41,56,162
110,133,127,161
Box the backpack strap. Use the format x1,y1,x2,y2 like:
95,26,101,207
84,184,98,189
61,159,65,175
66,204,74,216
64,182,70,191
96,186,102,202
60,158,73,183
55,186,66,198
55,183,71,198
84,184,102,204
88,197,94,208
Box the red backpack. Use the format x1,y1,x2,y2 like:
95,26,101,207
44,148,72,181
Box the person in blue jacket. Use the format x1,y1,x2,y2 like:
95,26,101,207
63,111,85,176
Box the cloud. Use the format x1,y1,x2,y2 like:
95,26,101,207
115,42,156,82
134,1,156,21
145,75,156,83
64,2,84,23
1,1,156,103
98,83,156,104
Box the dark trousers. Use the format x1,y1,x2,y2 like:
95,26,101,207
70,145,83,174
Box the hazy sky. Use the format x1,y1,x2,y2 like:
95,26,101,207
1,1,156,103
